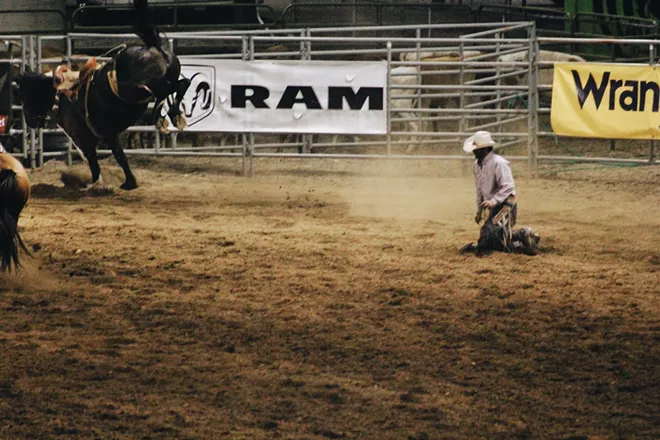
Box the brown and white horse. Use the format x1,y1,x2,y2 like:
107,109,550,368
0,148,30,272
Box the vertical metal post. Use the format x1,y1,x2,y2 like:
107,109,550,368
458,40,469,176
352,0,357,26
37,36,44,167
302,29,313,155
241,35,249,177
170,133,177,150
66,35,73,165
28,36,36,169
298,28,309,154
415,28,422,146
38,129,44,168
650,43,656,163
527,25,539,179
20,35,28,162
168,37,177,151
458,41,466,136
66,34,72,66
248,36,256,177
66,135,73,165
6,41,15,147
352,0,357,37
299,29,305,63
386,41,392,156
495,32,502,141
29,130,36,170
610,42,617,152
29,130,36,169
20,35,26,75
306,26,313,46
36,35,42,91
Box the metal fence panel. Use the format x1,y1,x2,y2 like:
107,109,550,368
4,23,659,179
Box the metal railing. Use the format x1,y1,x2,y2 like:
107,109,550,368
5,23,539,177
70,1,278,32
281,2,475,28
3,23,659,180
65,1,660,62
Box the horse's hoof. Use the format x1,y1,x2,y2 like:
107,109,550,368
120,181,138,191
156,118,170,134
174,114,187,131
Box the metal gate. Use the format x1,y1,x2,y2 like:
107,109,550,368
1,22,658,178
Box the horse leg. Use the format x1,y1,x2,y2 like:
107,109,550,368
152,99,170,134
56,96,104,185
167,77,192,131
105,135,137,190
84,144,103,185
401,114,417,153
405,118,419,153
66,133,104,186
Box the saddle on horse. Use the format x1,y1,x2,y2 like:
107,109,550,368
54,57,101,100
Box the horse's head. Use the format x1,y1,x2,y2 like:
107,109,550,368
17,69,57,129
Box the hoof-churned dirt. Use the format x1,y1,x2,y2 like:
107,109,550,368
2,156,659,439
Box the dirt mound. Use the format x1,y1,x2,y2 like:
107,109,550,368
60,165,126,189
30,183,83,200
60,167,92,189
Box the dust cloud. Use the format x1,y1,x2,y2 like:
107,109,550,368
0,258,62,293
336,159,475,224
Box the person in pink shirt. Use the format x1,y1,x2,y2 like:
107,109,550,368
461,131,540,255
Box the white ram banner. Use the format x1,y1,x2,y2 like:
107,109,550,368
164,60,388,134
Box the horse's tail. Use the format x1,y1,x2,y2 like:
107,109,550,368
132,0,162,50
0,169,29,272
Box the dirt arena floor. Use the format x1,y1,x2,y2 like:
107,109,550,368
1,154,659,439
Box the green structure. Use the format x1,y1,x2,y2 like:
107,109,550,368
564,0,659,21
564,0,660,37
555,0,660,59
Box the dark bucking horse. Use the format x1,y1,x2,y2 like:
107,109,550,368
0,146,31,272
17,0,191,190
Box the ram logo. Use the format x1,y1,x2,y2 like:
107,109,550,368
163,65,215,127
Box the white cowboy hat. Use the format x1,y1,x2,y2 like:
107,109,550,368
462,130,497,153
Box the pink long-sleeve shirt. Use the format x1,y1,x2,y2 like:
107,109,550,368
473,151,516,211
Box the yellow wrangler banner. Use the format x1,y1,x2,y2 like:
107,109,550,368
551,62,660,139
